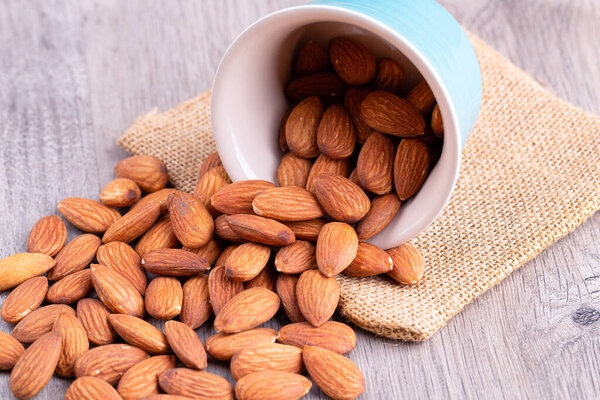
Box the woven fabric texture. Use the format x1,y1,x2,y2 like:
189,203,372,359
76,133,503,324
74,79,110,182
118,35,600,341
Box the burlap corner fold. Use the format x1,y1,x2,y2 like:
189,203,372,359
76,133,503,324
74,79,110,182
118,34,600,341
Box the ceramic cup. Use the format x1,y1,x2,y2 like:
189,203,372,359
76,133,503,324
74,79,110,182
211,0,481,249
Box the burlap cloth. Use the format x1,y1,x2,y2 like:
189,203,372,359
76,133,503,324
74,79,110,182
118,34,600,341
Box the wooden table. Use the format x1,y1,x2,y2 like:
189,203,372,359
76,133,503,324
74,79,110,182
1,1,599,398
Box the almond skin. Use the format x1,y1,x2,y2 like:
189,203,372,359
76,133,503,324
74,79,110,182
164,320,207,370
52,311,89,377
278,321,357,355
66,376,122,400
296,269,340,327
360,91,426,137
279,109,290,152
142,248,210,276
49,233,100,281
344,242,393,277
285,72,346,104
394,138,429,200
387,243,426,285
226,214,295,246
135,215,180,258
97,241,147,295
214,214,245,242
100,178,142,207
316,103,356,159
0,253,55,291
197,152,223,181
431,104,444,137
230,343,303,380
235,371,311,400
244,265,277,292
205,328,277,361
76,298,116,345
109,314,170,354
103,200,161,244
57,197,120,234
293,40,330,76
211,180,275,215
225,242,271,282
306,153,351,193
27,215,67,256
114,155,168,193
344,86,373,144
215,244,237,268
316,222,359,277
355,193,401,240
1,276,48,323
348,168,360,185
277,153,313,188
303,346,365,400
375,58,405,94
356,131,395,195
407,80,436,115
132,188,178,213
10,331,62,399
91,263,145,317
145,277,183,320
253,186,325,222
46,268,93,304
285,95,324,158
283,219,325,242
181,274,212,329
275,241,316,275
329,37,376,85
139,395,195,400
159,368,234,400
74,343,149,385
167,191,214,248
12,304,75,343
313,173,370,223
183,237,221,265
193,166,231,216
208,266,244,315
276,274,305,323
213,288,280,333
0,331,25,369
118,355,176,400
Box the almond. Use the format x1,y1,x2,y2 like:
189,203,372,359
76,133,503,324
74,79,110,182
355,193,401,240
52,311,89,377
27,215,67,256
316,222,358,277
375,58,405,94
211,180,275,215
344,242,393,277
215,244,238,268
46,268,93,304
0,253,55,291
140,395,195,400
97,241,147,295
224,242,271,282
193,166,231,215
230,343,303,380
285,73,346,104
213,288,280,333
296,269,339,327
100,178,142,207
360,91,426,137
208,266,244,315
164,320,207,370
145,277,183,320
394,138,429,200
386,243,425,285
57,197,121,234
253,186,325,221
183,237,221,265
181,274,212,329
283,219,325,242
313,173,370,223
356,131,395,194
303,346,365,400
114,155,168,193
76,298,115,345
91,263,145,317
167,191,214,248
278,321,356,354
66,376,122,400
49,233,100,281
159,368,234,400
226,214,295,246
135,215,180,258
277,153,312,188
10,331,62,399
12,304,75,343
316,103,356,159
275,241,316,274
348,167,360,185
205,328,277,361
132,188,178,213
275,274,305,323
74,343,149,385
431,103,444,137
0,331,24,369
103,200,161,244
285,95,324,158
279,110,290,152
344,86,373,144
293,40,330,76
214,214,245,242
142,248,210,276
118,355,176,400
197,152,223,181
329,37,376,85
1,276,48,323
305,153,351,193
407,80,436,115
235,371,311,400
244,265,277,292
109,314,169,354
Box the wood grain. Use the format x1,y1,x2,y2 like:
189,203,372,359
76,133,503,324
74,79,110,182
1,0,600,398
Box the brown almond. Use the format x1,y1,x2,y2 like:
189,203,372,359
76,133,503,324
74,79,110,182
205,328,277,361
208,266,244,315
360,91,426,137
91,264,145,317
181,274,212,329
139,395,195,400
164,320,207,370
348,167,360,185
387,243,425,284
344,242,393,277
285,72,346,104
296,269,339,327
27,215,67,256
97,241,147,295
431,103,444,137
244,265,277,292
135,215,180,258
213,288,280,333
115,155,168,193
145,277,183,320
100,178,142,207
197,152,223,181
159,368,234,400
394,138,429,200
76,298,115,345
53,311,89,377
103,200,161,244
303,346,365,399
10,331,62,399
275,241,316,274
167,191,214,248
306,153,351,193
277,153,312,188
236,371,311,400
142,248,210,276
293,40,330,76
278,321,356,354
230,343,303,380
407,80,436,115
183,237,221,265
211,180,275,215
316,103,356,159
356,131,395,194
49,233,100,281
66,376,122,400
283,219,325,242
275,274,305,323
375,58,405,94
355,193,401,240
285,95,324,158
0,331,24,370
74,343,149,384
109,314,169,354
12,304,75,343
279,109,290,152
132,188,178,213
46,268,93,304
329,37,376,85
1,276,48,323
0,253,55,291
313,173,370,223
344,86,373,144
226,214,295,246
118,355,176,400
214,214,245,242
316,222,358,277
193,166,231,215
215,246,240,272
57,197,120,234
225,242,271,282
253,186,325,222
